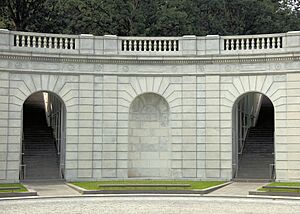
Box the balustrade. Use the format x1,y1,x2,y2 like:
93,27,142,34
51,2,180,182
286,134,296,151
224,35,283,51
121,38,179,52
14,33,76,49
3,30,294,55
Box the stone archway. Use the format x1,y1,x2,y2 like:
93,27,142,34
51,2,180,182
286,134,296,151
128,93,171,178
232,92,275,180
21,91,66,180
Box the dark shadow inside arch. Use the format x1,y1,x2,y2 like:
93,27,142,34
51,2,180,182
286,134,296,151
232,92,275,180
20,91,66,181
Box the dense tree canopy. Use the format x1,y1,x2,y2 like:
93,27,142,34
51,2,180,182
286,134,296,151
1,0,300,36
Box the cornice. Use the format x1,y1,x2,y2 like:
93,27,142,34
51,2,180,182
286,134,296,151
0,51,299,65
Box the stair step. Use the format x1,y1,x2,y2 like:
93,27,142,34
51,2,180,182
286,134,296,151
22,96,60,180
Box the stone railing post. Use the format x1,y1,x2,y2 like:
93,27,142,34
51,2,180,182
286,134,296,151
103,35,118,55
0,29,10,50
286,31,300,52
182,35,196,55
205,35,220,55
79,34,94,54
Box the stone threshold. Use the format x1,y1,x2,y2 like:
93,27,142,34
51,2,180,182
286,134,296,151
67,181,232,195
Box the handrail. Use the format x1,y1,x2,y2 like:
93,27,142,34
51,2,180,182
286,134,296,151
59,163,65,179
269,163,276,180
232,163,238,178
20,164,26,180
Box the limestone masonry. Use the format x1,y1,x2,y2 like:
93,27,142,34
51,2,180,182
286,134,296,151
0,29,300,182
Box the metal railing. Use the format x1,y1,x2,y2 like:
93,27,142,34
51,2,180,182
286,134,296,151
59,163,65,179
19,164,26,180
269,163,276,180
232,163,238,178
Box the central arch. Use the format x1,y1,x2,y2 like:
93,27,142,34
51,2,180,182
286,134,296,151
128,93,171,178
232,92,275,180
20,91,66,180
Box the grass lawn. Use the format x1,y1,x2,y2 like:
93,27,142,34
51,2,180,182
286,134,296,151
0,183,28,193
258,182,300,193
71,180,225,191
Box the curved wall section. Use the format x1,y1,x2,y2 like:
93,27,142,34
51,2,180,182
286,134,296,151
2,30,300,182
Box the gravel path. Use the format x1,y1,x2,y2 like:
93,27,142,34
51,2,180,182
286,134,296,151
1,196,300,214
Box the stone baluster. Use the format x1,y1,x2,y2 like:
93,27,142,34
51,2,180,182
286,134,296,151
245,39,249,50
129,40,132,51
154,40,157,51
144,40,147,51
231,39,235,50
173,40,177,51
16,35,20,47
43,37,47,48
59,38,63,49
251,38,255,49
63,38,67,49
158,40,162,51
261,38,266,49
272,37,276,49
21,35,26,47
122,40,127,51
70,38,74,49
32,36,36,47
133,40,137,51
267,37,270,49
54,38,58,49
164,40,171,51
240,39,244,50
38,37,42,48
276,37,281,48
65,38,68,49
49,37,53,48
225,39,229,50
149,40,153,51
138,40,142,51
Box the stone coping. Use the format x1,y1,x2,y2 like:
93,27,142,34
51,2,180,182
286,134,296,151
66,181,232,195
249,190,300,197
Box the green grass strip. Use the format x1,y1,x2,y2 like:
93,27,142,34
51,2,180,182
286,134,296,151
258,182,300,193
0,183,28,193
71,180,225,191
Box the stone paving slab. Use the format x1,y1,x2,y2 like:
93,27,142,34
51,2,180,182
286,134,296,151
22,181,80,196
208,182,267,196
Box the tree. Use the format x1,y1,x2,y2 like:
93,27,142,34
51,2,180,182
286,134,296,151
1,0,47,31
0,0,300,36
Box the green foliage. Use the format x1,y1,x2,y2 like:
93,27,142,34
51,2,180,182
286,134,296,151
1,0,300,36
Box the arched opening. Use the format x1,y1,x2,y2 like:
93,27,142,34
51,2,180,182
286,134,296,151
128,93,171,178
20,91,66,180
232,92,275,180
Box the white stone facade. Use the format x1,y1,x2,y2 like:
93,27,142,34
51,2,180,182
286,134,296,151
0,29,300,182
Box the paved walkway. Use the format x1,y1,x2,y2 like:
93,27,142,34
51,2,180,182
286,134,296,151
22,181,80,196
208,182,267,196
1,197,300,214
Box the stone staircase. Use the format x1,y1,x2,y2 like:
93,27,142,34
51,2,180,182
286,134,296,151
236,106,274,180
22,93,60,180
